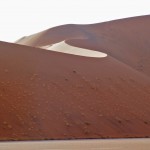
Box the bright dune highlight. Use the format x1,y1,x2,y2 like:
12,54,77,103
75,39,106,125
41,41,107,58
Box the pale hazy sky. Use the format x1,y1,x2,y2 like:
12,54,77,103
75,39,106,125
0,0,149,42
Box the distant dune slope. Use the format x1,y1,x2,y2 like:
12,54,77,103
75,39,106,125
0,15,149,140
16,15,150,77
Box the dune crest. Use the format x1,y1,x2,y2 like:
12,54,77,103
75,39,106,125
41,40,107,58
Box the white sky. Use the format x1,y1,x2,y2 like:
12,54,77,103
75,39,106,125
0,0,149,42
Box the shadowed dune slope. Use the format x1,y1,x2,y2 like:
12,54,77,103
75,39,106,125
0,40,150,140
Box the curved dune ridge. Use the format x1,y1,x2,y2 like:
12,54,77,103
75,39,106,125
0,15,150,141
41,40,107,58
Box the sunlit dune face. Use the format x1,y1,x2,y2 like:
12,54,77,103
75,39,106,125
41,41,107,58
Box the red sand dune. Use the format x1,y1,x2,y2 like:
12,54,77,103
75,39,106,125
0,15,150,141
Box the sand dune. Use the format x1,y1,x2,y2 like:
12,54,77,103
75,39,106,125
0,40,150,140
41,40,107,58
16,15,150,76
0,15,150,141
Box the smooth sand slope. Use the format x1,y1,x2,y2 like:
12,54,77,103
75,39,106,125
0,38,150,140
